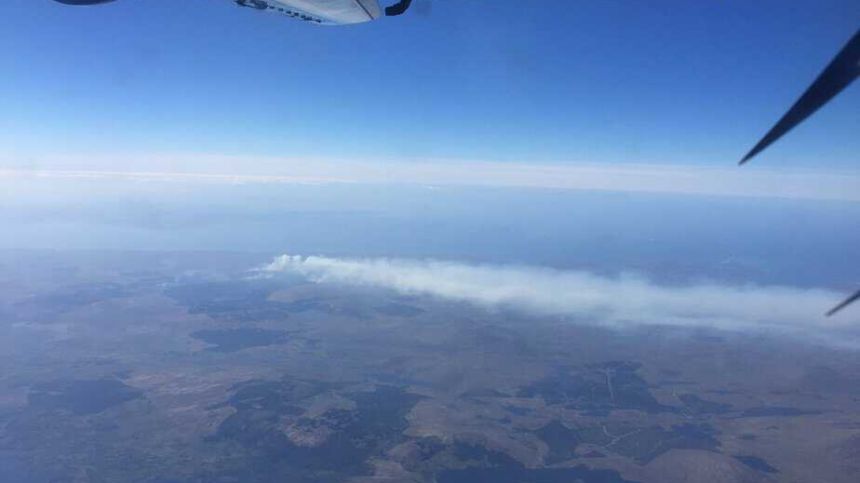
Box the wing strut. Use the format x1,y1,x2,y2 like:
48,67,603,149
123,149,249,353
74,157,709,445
739,29,859,165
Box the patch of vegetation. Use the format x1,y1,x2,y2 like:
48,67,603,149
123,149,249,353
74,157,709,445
678,394,733,414
535,420,580,464
212,381,422,482
375,302,424,317
734,455,778,473
435,442,640,482
739,406,821,417
28,379,142,415
438,462,637,483
283,298,369,318
191,328,290,352
453,442,523,467
23,283,130,313
518,361,671,414
606,423,720,464
166,280,292,322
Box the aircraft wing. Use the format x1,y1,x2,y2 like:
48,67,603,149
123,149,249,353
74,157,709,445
55,0,387,25
234,0,382,25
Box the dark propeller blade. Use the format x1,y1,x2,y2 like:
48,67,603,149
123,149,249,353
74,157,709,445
826,289,860,317
739,29,860,165
385,0,413,16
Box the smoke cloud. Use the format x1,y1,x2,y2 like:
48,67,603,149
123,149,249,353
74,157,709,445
262,254,859,338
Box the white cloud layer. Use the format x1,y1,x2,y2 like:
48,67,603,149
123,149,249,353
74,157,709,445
262,254,860,341
2,153,860,201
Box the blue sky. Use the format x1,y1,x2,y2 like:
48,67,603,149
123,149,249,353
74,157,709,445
1,0,858,169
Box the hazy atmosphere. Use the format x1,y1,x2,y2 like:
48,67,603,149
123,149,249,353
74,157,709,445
1,1,859,482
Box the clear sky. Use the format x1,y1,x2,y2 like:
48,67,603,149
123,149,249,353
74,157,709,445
1,0,858,170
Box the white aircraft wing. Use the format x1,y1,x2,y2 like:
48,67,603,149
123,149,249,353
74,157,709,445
237,0,383,25
55,0,398,26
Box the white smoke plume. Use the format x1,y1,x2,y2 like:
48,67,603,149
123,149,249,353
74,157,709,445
262,255,859,339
